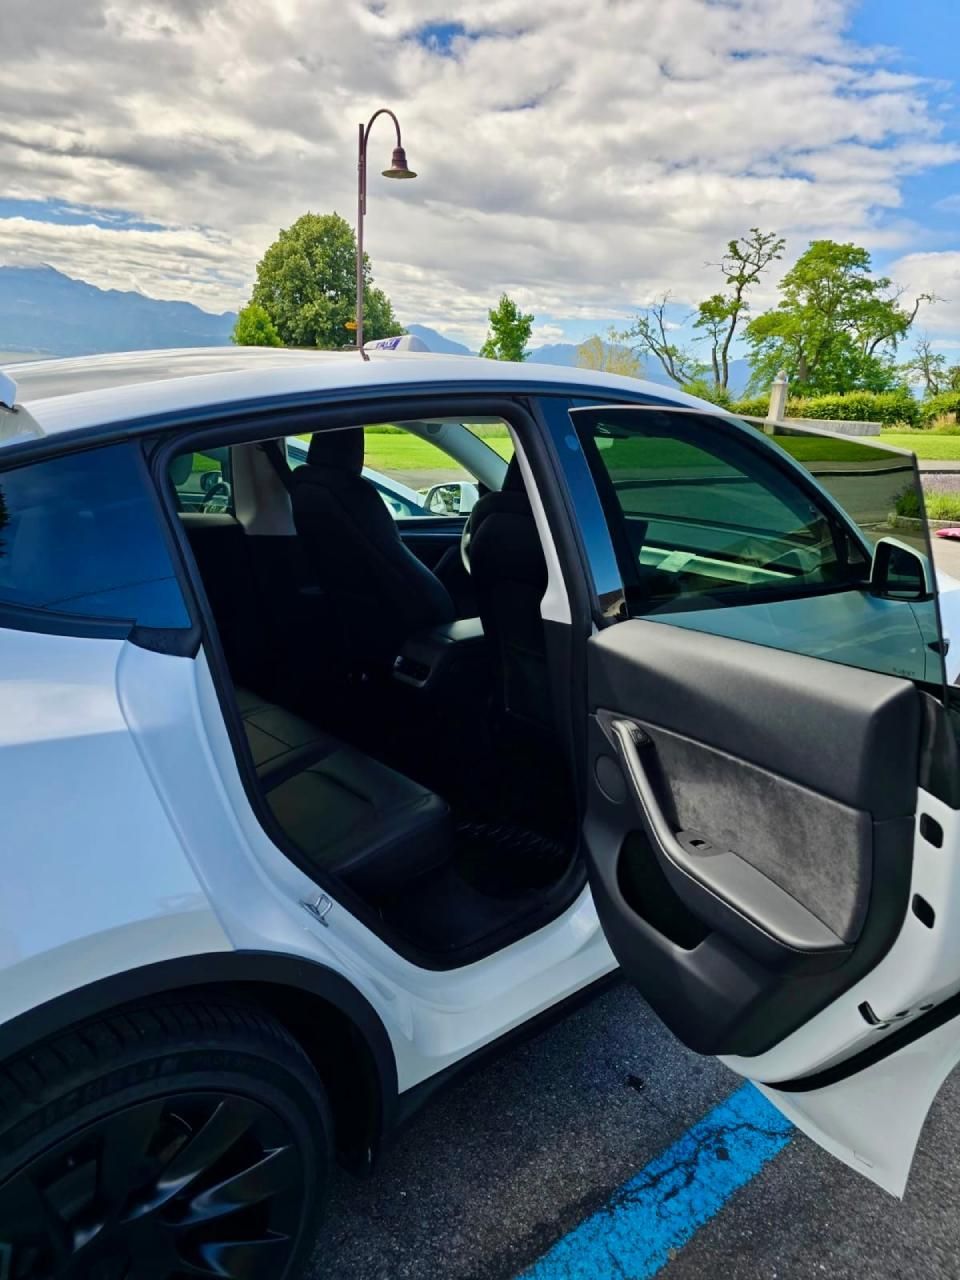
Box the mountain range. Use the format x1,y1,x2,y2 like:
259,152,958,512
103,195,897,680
0,265,749,392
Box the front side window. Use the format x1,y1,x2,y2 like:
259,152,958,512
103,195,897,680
171,446,233,514
573,405,944,684
0,443,190,629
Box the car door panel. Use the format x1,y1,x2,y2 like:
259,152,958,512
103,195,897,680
586,621,918,1057
552,399,960,1194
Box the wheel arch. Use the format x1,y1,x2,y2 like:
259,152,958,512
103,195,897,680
0,950,398,1171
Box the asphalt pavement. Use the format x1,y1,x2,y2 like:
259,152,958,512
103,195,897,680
309,982,960,1280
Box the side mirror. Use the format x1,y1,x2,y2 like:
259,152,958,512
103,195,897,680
423,481,479,515
200,469,223,494
870,536,935,602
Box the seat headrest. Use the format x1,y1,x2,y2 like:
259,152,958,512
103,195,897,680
307,429,364,473
169,452,194,488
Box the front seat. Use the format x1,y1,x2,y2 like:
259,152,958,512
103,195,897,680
467,456,551,731
290,428,456,668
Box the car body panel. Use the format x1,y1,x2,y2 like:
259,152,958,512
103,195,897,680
0,626,231,1029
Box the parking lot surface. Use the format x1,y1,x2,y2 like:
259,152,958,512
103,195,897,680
311,983,960,1280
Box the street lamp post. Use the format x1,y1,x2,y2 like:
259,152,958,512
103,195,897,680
356,108,416,351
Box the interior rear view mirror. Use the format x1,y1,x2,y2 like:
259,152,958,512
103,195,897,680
870,536,935,602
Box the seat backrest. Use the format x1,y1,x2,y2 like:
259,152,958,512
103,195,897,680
468,457,552,729
290,428,455,665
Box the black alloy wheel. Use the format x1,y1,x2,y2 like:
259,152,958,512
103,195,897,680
0,1000,333,1280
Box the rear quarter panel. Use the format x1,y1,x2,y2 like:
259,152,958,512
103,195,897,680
0,627,230,1032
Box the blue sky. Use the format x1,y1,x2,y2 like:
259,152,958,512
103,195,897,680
1,0,958,356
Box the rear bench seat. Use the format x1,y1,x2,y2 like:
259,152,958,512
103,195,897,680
236,689,451,894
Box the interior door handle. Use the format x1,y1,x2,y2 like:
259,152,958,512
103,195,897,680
609,719,692,868
606,716,845,956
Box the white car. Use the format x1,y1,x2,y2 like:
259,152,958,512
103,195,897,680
1,346,958,1278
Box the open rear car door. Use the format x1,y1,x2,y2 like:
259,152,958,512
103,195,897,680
567,404,960,1195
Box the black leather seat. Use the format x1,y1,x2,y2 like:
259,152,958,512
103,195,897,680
237,689,451,894
290,429,456,667
467,457,551,731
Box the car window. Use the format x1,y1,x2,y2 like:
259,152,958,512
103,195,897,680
573,405,944,684
171,446,233,514
286,427,483,519
0,443,190,629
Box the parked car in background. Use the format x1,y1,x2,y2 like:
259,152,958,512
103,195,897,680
1,346,959,1278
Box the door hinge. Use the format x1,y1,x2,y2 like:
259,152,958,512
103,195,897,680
302,894,333,927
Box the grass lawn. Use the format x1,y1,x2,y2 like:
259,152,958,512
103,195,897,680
879,433,960,460
296,430,513,474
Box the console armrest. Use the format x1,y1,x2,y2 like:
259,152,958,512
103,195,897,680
393,617,487,690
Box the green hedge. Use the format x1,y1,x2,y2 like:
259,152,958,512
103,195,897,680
730,389,921,428
728,395,769,417
921,392,960,426
786,390,921,428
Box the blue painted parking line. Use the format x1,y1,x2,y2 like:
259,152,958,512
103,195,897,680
518,1084,793,1280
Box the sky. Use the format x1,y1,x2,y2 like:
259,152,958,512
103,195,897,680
0,0,958,357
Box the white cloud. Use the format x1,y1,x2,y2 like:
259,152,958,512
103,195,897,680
889,251,960,341
0,0,957,344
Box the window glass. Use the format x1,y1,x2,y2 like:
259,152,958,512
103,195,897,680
0,444,190,628
171,446,233,514
574,405,944,685
286,426,486,519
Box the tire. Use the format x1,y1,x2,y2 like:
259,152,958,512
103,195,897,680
0,996,334,1279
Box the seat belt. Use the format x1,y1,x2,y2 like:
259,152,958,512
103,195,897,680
260,439,294,493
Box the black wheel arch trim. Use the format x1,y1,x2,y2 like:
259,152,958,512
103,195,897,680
0,949,399,1136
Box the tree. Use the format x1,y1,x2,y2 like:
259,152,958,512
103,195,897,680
693,228,785,390
745,240,933,394
249,212,403,349
231,302,282,347
620,294,702,386
479,294,534,361
902,337,947,397
576,329,642,377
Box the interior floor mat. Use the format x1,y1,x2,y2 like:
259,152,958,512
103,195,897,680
376,863,546,954
454,818,570,896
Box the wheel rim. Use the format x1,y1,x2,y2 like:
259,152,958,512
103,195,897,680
0,1091,307,1279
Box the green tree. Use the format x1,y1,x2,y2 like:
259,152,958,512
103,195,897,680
479,294,534,361
745,240,933,394
902,337,947,397
249,212,403,349
693,228,785,391
577,329,642,377
947,365,960,392
231,302,282,347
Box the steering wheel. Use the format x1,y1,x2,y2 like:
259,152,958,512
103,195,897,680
460,506,477,575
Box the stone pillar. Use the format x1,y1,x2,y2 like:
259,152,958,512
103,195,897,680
765,369,789,434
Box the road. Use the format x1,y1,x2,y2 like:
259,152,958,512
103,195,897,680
308,982,960,1280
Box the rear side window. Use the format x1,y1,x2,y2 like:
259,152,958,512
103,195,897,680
0,443,190,629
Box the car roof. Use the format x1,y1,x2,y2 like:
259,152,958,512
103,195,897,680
0,345,706,452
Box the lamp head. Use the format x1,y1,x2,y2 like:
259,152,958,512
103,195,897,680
382,146,417,179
